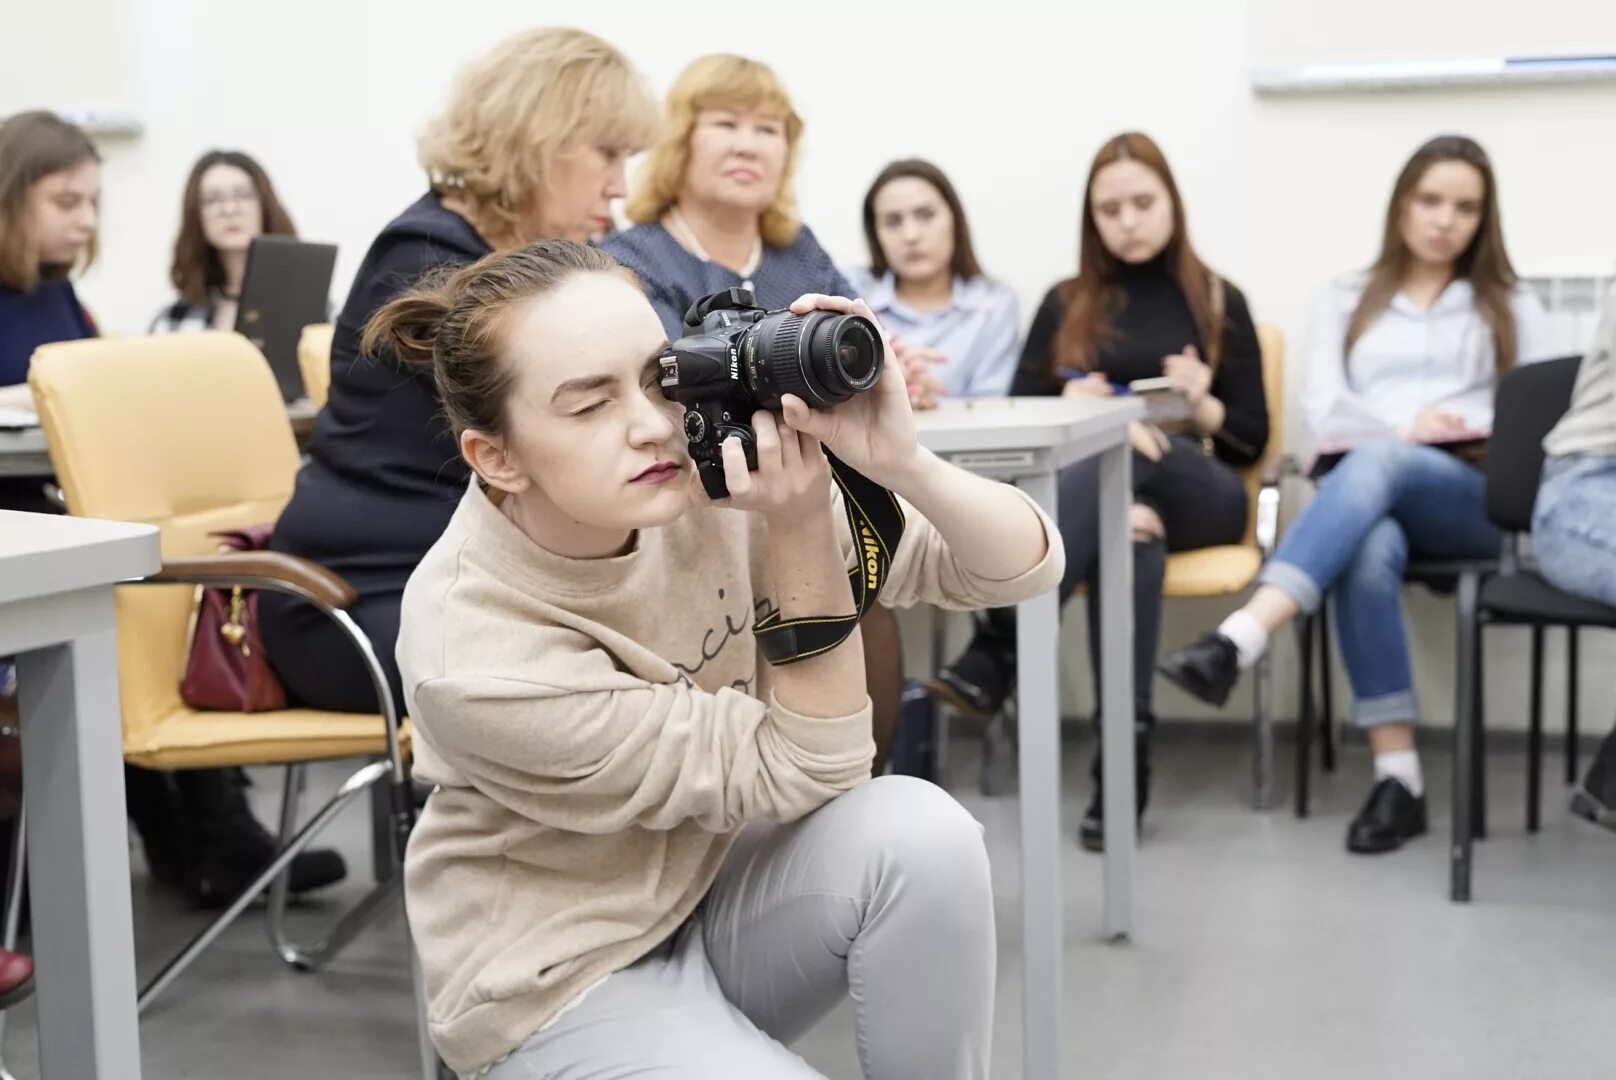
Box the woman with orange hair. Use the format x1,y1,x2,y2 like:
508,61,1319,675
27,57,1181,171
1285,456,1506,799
602,54,842,336
604,54,908,769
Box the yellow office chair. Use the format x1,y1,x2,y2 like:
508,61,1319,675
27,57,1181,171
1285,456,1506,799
27,333,429,1072
1158,324,1287,809
297,322,334,408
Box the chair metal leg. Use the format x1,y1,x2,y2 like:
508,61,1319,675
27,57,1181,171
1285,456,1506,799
266,761,409,972
0,807,26,1080
140,759,394,1011
1252,648,1274,811
1450,571,1481,902
1469,592,1488,841
1566,627,1580,784
931,608,951,776
370,778,400,884
1295,616,1315,819
1319,598,1338,774
1527,626,1545,833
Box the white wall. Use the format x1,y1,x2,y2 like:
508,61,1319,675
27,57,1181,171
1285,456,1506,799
6,0,1615,733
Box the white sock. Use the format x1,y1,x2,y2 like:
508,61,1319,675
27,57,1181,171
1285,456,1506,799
1374,749,1424,798
1217,611,1269,669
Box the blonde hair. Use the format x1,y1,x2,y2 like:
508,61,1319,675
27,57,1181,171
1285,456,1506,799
625,54,805,249
418,27,659,247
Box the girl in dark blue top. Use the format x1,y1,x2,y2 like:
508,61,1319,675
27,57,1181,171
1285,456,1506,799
0,111,99,406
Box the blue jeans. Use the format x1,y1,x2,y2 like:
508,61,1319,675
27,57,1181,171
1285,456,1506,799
1257,439,1500,728
1533,454,1616,608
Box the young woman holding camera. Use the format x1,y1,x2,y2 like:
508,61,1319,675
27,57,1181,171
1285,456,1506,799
383,239,1060,1078
933,132,1269,850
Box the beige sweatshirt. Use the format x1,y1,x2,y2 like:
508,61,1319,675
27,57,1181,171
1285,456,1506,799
398,477,1062,1076
1543,283,1616,459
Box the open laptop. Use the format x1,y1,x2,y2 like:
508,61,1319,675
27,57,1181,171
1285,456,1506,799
235,235,338,404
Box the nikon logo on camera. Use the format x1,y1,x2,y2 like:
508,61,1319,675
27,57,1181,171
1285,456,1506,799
859,523,881,591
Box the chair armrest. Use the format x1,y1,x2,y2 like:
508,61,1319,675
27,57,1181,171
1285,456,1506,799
146,552,357,611
132,550,408,795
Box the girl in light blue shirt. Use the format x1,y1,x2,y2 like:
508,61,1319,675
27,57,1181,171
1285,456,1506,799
846,160,1020,401
1163,135,1553,858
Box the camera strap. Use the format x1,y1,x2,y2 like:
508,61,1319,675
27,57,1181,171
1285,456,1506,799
753,452,906,666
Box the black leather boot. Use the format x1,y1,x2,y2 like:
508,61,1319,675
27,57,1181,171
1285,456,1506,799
174,768,349,910
1079,724,1152,852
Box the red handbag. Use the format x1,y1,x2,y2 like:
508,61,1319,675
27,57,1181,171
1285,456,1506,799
179,525,288,712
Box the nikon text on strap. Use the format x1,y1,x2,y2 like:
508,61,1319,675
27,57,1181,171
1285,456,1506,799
753,452,905,665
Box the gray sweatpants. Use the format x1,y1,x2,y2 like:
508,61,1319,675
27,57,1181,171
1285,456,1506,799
484,775,996,1079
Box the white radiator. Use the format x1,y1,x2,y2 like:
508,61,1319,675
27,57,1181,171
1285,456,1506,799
1521,272,1615,357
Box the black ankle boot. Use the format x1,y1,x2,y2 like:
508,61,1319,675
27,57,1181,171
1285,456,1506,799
1079,726,1152,852
125,765,189,885
1159,632,1242,707
175,769,348,910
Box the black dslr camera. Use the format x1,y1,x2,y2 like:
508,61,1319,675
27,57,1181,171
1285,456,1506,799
659,288,884,499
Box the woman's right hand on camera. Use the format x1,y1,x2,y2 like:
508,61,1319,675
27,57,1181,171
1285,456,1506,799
702,410,831,521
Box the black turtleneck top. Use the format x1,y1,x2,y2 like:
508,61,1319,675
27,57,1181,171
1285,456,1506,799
1009,257,1269,466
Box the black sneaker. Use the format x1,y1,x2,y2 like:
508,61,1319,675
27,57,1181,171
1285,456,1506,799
929,643,1014,718
1158,632,1242,708
1346,777,1427,854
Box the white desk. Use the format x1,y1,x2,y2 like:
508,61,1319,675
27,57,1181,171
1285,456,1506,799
914,395,1142,1080
0,510,159,1078
0,427,50,480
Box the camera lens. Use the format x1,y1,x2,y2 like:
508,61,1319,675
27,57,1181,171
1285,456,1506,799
836,335,876,384
748,310,883,409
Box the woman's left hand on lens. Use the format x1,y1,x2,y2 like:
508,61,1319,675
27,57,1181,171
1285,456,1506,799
780,294,920,485
1163,345,1212,404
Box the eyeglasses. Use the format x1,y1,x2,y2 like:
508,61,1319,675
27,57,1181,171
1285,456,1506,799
201,189,259,213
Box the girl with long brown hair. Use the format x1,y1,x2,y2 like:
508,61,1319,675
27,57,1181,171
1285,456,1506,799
933,132,1270,849
150,150,297,333
0,110,99,412
1162,135,1552,857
